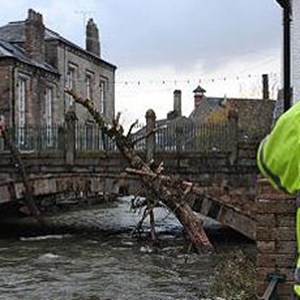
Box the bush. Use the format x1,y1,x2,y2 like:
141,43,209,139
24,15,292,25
207,249,257,300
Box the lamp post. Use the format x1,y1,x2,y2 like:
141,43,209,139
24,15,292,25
276,0,292,111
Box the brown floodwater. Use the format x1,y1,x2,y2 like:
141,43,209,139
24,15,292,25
0,196,254,300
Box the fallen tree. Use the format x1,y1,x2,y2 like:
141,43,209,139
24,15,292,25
0,116,43,223
65,88,214,253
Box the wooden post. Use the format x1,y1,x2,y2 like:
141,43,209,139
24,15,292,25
65,110,77,165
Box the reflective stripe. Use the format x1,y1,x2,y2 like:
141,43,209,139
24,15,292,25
258,139,288,193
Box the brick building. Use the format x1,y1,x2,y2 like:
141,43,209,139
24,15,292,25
0,9,116,145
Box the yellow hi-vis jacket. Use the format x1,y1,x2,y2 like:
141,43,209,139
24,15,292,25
257,100,300,195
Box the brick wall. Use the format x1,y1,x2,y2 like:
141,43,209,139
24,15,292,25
256,179,297,299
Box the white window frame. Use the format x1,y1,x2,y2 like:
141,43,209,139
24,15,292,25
86,71,94,100
45,86,53,147
100,80,106,115
67,63,77,107
17,76,27,146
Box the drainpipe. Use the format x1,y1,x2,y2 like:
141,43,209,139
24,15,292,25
276,0,292,111
11,63,16,129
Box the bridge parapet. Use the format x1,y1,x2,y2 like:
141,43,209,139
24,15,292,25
256,179,296,299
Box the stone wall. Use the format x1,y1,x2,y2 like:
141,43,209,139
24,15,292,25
155,140,258,188
227,98,276,139
256,179,296,299
56,43,115,124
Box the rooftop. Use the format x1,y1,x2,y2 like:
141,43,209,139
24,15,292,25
0,20,116,70
0,38,58,74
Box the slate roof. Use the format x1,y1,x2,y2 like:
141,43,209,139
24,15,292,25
0,21,116,70
189,97,225,122
190,94,276,139
0,22,24,42
0,38,58,74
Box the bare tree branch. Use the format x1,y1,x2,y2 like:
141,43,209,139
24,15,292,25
126,119,139,138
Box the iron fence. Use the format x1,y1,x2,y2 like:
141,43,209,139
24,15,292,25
0,124,64,151
0,121,233,153
155,122,230,152
75,122,117,151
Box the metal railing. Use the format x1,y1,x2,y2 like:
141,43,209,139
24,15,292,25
0,125,64,151
75,123,117,151
155,121,230,152
0,121,236,153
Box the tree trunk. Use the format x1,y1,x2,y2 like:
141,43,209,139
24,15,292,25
0,119,43,222
65,89,214,252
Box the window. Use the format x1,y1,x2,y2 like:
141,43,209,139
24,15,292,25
86,72,93,100
66,64,77,107
85,121,94,150
45,87,53,146
100,80,106,115
17,77,27,145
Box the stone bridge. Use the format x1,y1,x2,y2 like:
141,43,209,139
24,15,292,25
0,138,258,239
0,121,297,299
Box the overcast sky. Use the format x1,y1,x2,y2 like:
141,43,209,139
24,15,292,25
0,0,283,127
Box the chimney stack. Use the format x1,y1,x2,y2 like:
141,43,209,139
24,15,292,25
86,18,100,57
24,9,45,63
173,90,182,116
262,74,269,100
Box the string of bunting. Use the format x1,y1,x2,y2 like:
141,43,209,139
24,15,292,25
65,72,279,87
109,72,278,86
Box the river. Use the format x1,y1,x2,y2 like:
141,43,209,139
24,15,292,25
0,196,255,300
